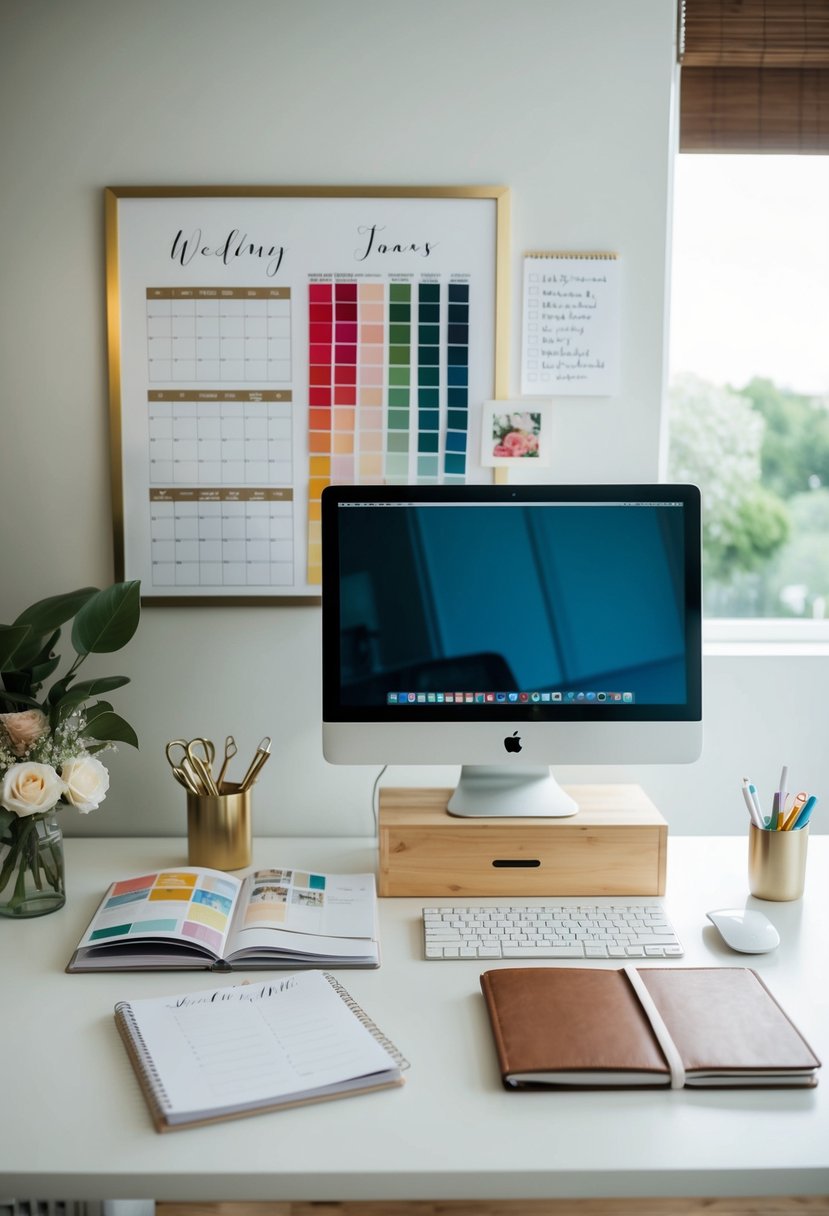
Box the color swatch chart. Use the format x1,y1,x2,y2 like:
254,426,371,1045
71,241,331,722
146,287,292,383
306,277,471,583
147,391,293,486
149,487,294,588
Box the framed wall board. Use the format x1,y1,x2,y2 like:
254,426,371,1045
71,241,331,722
105,186,510,605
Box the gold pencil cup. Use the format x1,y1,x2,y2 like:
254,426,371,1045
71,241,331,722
748,822,809,901
186,783,251,871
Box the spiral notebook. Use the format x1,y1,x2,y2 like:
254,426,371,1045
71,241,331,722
115,970,407,1131
521,251,620,396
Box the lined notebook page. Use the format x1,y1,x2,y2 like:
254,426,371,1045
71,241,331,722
119,971,398,1117
521,253,620,396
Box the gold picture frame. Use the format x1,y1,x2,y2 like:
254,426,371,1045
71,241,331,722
105,185,510,605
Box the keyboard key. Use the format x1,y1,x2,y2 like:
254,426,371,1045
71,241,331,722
503,945,585,958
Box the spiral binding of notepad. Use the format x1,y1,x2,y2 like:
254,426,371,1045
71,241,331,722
114,1000,173,1117
525,250,618,260
324,973,410,1071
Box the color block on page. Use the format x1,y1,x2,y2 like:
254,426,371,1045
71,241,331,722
331,455,354,480
359,387,383,407
448,283,469,301
418,325,439,345
308,430,331,453
360,454,383,478
360,430,383,452
388,388,410,408
335,282,358,301
308,408,331,430
418,388,439,408
359,283,385,301
334,386,356,405
418,409,439,430
419,283,440,302
418,366,439,387
447,366,468,386
333,432,354,454
447,346,468,365
447,387,469,407
418,455,439,477
309,455,331,476
388,367,410,386
389,283,411,301
445,453,466,474
418,432,439,453
389,304,411,322
309,284,332,301
445,430,467,453
385,453,409,477
387,432,409,453
387,408,409,429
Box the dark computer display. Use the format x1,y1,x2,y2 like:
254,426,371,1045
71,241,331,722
322,483,701,726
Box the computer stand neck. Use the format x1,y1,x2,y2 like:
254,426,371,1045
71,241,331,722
446,765,579,818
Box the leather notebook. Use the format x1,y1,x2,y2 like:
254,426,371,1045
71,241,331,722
480,966,821,1090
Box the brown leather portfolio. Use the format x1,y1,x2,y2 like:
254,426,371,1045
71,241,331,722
480,966,820,1089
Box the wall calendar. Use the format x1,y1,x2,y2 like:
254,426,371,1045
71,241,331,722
105,187,510,604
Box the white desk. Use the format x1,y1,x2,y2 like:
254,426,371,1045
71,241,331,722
1,834,827,1203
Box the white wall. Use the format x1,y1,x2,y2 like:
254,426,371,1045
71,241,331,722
1,0,825,838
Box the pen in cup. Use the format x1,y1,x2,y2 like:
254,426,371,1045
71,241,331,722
741,778,764,829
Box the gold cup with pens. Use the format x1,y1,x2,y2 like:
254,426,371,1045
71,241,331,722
742,766,815,901
165,735,271,871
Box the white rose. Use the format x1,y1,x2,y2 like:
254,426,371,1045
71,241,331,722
61,755,110,814
0,762,66,816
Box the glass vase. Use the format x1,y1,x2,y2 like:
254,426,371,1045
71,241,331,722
0,809,66,917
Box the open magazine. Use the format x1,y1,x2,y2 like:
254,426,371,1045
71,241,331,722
67,865,379,971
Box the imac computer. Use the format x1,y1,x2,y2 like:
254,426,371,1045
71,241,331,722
321,483,702,817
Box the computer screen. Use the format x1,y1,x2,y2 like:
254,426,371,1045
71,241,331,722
321,483,702,817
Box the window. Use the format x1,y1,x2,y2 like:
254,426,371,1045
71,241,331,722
668,1,829,631
668,154,829,625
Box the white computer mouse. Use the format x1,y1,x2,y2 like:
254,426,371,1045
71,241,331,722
706,907,780,954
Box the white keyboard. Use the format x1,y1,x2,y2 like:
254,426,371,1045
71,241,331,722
423,903,684,960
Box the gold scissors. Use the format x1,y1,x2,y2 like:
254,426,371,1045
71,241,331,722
165,738,218,797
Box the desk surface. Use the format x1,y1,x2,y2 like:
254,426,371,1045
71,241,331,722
1,834,827,1203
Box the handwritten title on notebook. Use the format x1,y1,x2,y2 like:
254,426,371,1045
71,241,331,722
521,253,620,396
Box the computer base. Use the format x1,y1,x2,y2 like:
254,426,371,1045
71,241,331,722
446,765,579,818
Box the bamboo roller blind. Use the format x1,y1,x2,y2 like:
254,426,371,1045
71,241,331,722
678,0,829,151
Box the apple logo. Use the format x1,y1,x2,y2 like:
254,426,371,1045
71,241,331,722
504,731,522,754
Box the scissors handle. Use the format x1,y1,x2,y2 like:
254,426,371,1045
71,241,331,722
216,735,238,790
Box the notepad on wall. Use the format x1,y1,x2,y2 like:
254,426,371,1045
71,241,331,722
521,252,620,396
481,966,820,1090
115,970,407,1131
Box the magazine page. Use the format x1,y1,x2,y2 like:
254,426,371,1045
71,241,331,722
228,868,377,955
75,867,244,960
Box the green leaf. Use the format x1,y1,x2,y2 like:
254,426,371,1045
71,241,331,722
14,587,98,634
28,655,61,690
51,678,130,720
48,673,77,706
0,624,33,671
82,707,139,749
71,582,141,656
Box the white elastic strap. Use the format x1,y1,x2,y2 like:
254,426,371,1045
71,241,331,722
624,965,686,1090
